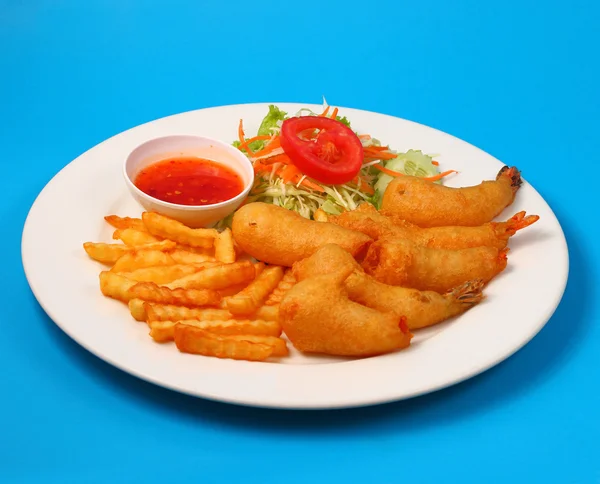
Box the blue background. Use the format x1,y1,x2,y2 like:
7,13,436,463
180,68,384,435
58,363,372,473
2,1,599,482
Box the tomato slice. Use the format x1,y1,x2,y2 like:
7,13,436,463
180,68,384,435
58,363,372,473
280,116,363,185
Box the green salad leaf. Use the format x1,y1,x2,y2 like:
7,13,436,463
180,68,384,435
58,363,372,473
336,115,351,127
233,105,288,153
252,105,287,150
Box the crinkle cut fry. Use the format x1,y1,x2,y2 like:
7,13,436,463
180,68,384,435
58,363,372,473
264,269,296,306
174,325,275,361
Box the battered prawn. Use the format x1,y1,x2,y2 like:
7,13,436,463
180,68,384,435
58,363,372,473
293,244,485,330
362,238,508,293
326,209,539,250
279,267,412,357
381,166,523,227
232,202,372,266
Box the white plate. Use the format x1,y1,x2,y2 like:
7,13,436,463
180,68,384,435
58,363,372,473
22,103,569,409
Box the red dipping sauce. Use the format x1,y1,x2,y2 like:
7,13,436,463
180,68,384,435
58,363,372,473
134,156,244,206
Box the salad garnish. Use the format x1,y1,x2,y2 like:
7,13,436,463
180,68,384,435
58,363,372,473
220,101,456,226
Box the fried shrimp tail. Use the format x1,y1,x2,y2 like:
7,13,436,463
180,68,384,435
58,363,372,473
293,244,485,330
362,238,508,293
279,267,412,357
347,274,486,330
381,166,523,227
491,211,540,241
329,209,540,250
445,279,486,307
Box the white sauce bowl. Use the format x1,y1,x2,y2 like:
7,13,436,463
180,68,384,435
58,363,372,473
123,135,254,228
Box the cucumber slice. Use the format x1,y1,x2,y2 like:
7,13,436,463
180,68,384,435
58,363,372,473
373,150,440,202
387,150,439,178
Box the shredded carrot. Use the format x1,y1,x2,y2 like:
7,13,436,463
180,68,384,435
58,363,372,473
356,180,375,195
361,184,375,196
350,175,375,195
237,119,255,155
299,178,324,192
251,137,281,158
253,161,270,174
432,161,440,166
372,164,457,181
294,177,325,193
358,134,372,140
372,164,405,177
319,106,331,117
363,149,398,161
254,159,324,192
359,175,375,194
422,170,457,182
330,107,339,119
367,146,392,152
237,119,246,145
243,135,271,146
281,164,301,183
261,153,291,166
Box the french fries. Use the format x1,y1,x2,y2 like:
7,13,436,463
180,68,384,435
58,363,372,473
147,305,235,322
128,299,147,321
174,245,215,257
99,271,136,300
84,240,175,264
214,228,236,263
226,266,284,315
104,215,147,231
174,325,276,361
170,249,215,264
113,228,161,246
265,269,297,306
149,319,281,342
254,261,266,277
255,305,279,321
142,212,218,249
117,264,201,284
129,282,221,307
226,334,288,356
217,282,249,298
165,261,255,290
117,262,222,284
99,272,220,306
84,243,133,264
111,249,176,272
86,210,289,362
145,303,279,322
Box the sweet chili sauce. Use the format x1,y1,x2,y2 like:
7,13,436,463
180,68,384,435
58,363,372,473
134,156,244,206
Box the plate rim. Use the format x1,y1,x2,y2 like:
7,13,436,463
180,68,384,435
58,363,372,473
21,102,570,409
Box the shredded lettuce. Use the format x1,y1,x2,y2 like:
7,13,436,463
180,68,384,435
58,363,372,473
369,189,385,210
292,106,350,128
251,177,369,215
220,104,443,226
320,199,343,215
